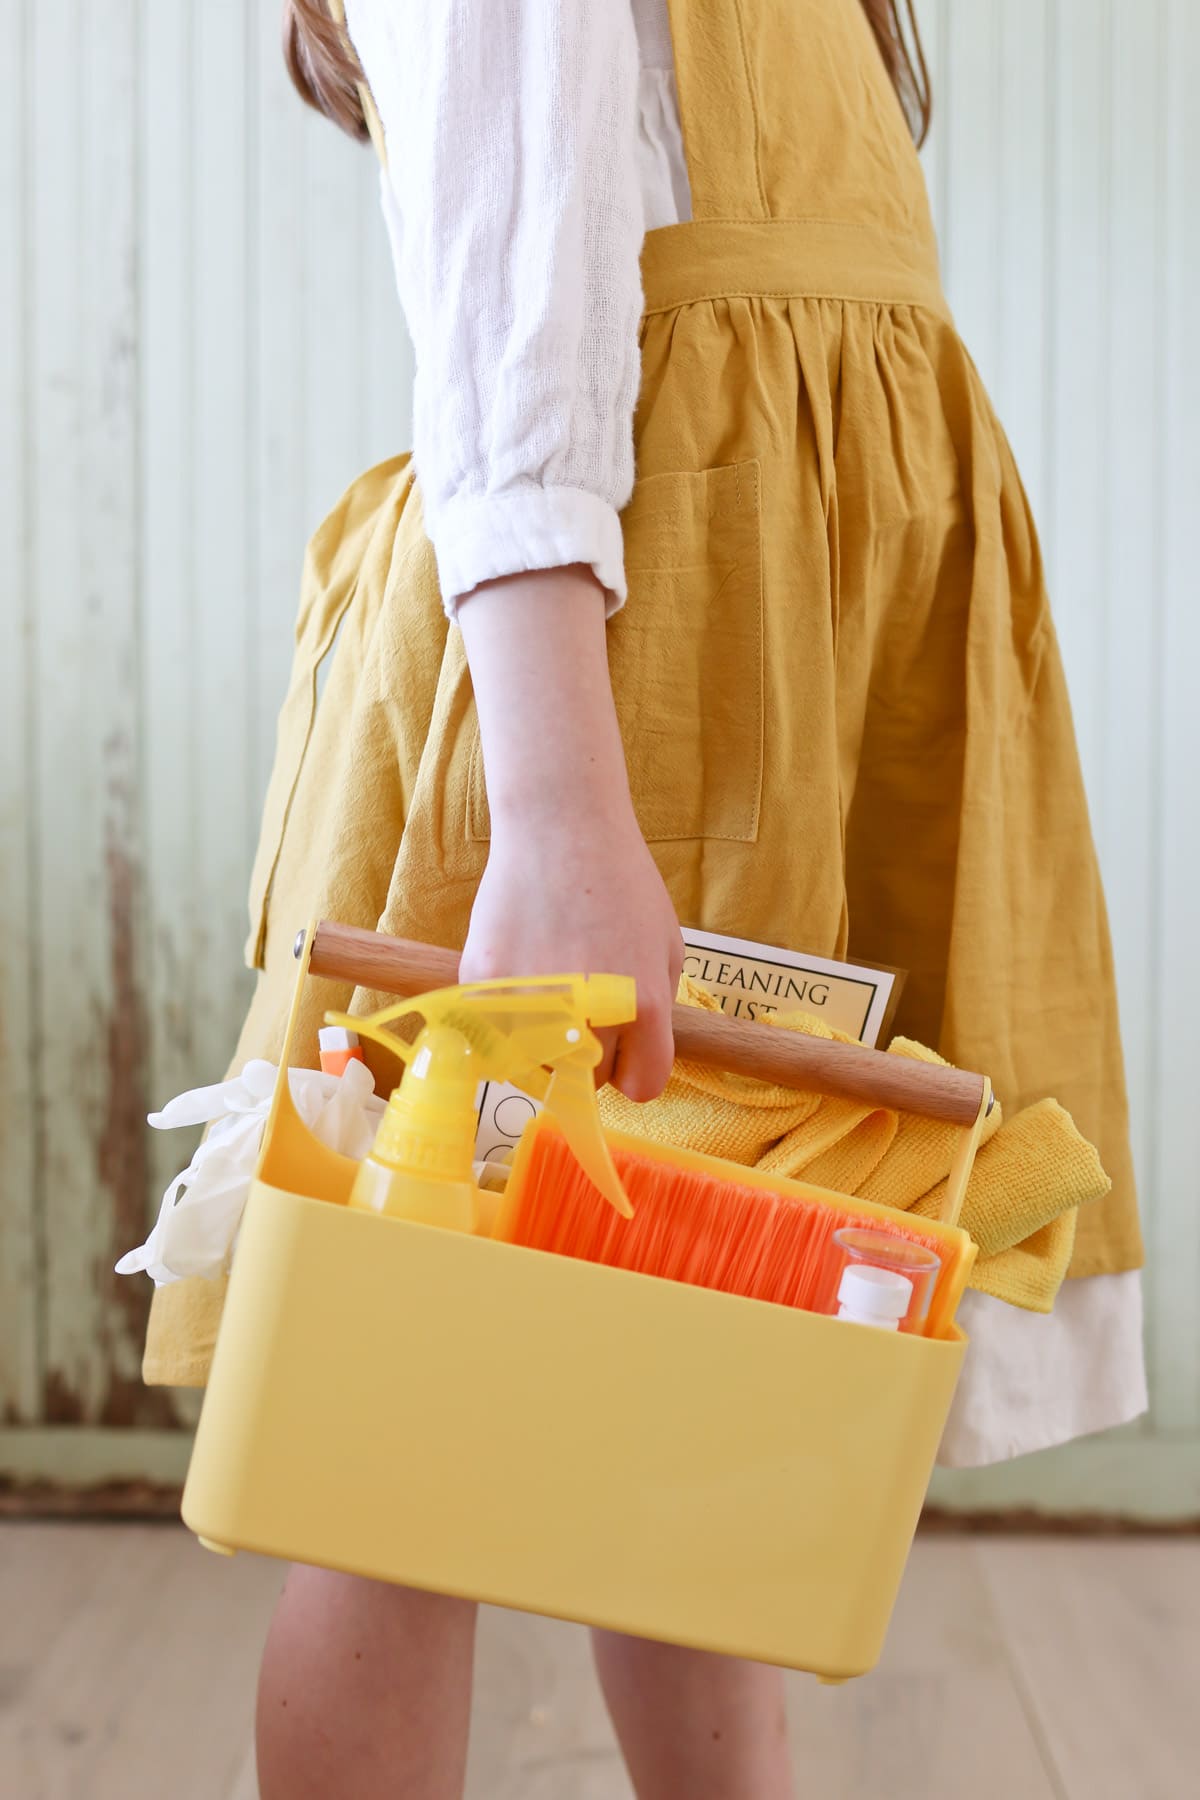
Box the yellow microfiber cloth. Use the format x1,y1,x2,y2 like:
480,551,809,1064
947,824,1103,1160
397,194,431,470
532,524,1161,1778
598,978,1111,1313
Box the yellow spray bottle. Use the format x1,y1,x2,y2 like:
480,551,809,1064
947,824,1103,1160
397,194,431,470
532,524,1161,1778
324,973,638,1232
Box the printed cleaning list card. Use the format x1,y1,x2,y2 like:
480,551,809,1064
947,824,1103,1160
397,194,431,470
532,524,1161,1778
680,927,900,1042
473,928,904,1166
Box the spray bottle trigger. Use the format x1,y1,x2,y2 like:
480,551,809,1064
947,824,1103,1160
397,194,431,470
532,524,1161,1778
576,974,638,1030
510,1063,552,1104
543,1058,634,1220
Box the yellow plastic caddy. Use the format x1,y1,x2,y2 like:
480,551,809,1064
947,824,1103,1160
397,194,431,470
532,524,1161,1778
182,925,987,1682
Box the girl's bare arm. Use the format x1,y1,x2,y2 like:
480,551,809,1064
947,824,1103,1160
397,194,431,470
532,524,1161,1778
457,567,682,1099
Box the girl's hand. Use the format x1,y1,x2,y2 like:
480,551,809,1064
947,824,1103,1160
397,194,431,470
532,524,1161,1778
456,565,683,1101
460,806,684,1100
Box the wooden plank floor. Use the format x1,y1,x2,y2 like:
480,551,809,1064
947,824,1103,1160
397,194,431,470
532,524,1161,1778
4,1524,1197,1798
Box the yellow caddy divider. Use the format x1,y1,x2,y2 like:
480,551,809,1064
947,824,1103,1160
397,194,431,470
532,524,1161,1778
182,927,984,1681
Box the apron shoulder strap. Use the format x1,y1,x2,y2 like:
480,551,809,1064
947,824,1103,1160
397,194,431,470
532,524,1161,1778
327,0,389,168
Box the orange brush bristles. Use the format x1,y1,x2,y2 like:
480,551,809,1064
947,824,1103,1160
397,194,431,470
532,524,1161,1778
504,1126,950,1323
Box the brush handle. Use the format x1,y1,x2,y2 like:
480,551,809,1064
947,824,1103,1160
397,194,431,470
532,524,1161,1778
302,920,989,1127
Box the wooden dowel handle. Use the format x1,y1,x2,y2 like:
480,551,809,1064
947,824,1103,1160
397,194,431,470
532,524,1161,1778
305,920,460,996
303,920,989,1127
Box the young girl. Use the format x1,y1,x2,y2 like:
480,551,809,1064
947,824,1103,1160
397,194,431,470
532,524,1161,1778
146,1,1146,1792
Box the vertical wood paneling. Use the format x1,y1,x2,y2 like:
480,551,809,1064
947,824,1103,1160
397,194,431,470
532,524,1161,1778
252,0,311,792
136,0,204,1436
995,0,1051,509
0,1,1196,1508
0,0,40,1420
1100,2,1166,1384
25,0,85,1422
31,0,159,1424
939,1,1004,393
191,0,256,1083
1044,0,1112,807
920,0,1199,1503
302,124,371,526
248,10,412,796
1150,0,1200,1436
362,166,414,463
140,0,199,1218
78,0,151,1420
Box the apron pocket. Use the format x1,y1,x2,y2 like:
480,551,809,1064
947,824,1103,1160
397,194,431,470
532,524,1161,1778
467,458,764,845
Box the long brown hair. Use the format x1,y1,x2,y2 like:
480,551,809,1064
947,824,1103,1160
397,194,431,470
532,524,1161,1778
282,0,371,143
858,0,931,146
283,0,932,150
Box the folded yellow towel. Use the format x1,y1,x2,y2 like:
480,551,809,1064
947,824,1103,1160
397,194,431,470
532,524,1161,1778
598,979,1110,1312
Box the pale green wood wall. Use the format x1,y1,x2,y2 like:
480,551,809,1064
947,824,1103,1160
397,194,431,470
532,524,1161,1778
1,1,1196,1518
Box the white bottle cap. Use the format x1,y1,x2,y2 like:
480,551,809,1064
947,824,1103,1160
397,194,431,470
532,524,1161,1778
837,1264,913,1329
319,1026,360,1051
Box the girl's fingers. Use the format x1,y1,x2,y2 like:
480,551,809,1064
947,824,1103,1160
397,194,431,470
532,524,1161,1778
610,998,675,1104
591,1025,620,1091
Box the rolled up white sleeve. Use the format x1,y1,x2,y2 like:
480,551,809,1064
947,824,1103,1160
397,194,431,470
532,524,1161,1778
344,0,645,614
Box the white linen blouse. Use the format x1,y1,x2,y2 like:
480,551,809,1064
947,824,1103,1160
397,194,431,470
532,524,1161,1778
343,0,688,613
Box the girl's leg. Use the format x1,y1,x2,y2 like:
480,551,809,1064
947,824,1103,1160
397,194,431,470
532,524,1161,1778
256,1565,477,1800
591,1630,794,1800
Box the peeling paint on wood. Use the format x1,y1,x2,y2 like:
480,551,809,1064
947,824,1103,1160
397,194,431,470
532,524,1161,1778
95,807,177,1432
0,0,40,1425
1,0,411,1460
0,1479,184,1518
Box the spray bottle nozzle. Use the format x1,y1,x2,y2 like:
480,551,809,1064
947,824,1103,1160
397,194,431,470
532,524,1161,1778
325,974,638,1220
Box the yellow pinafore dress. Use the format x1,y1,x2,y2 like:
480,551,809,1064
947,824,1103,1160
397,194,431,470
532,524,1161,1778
145,0,1143,1392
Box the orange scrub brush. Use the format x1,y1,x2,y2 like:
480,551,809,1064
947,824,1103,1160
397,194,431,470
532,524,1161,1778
495,1123,964,1335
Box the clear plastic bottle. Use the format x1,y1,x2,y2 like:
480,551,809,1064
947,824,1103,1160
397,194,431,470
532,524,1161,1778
831,1227,942,1333
836,1263,913,1331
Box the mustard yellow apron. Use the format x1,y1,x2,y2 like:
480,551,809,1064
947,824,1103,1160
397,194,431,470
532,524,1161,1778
145,0,1141,1384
